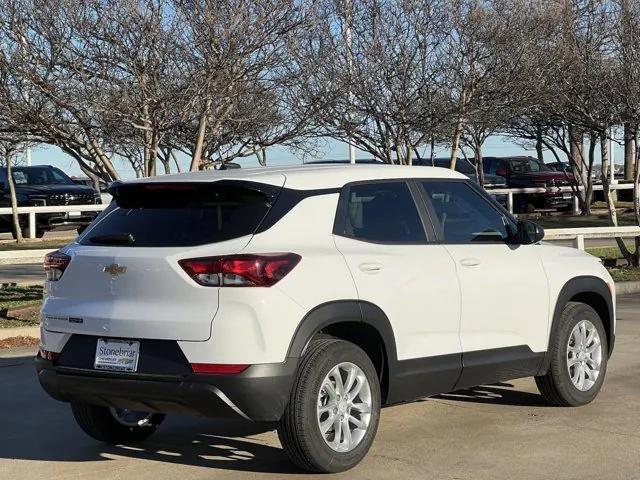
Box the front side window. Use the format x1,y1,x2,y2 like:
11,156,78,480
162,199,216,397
421,181,512,243
336,181,426,243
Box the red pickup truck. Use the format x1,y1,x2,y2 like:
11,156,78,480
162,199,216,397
483,156,575,213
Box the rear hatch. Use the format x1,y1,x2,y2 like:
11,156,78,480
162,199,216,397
42,179,284,341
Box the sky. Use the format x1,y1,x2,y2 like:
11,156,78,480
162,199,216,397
23,134,625,180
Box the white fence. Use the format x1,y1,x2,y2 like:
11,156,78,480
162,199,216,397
0,204,105,239
487,182,635,214
544,226,640,250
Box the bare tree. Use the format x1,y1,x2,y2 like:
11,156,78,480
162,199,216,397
172,0,314,170
290,0,452,164
613,0,640,265
440,0,552,170
0,139,26,242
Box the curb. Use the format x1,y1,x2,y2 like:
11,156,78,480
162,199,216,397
0,249,55,265
0,326,40,340
616,281,640,296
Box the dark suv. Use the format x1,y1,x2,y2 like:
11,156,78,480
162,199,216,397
0,165,101,238
483,156,575,213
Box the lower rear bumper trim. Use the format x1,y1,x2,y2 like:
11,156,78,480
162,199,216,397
35,355,297,422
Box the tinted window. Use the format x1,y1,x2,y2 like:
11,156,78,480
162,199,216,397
509,158,550,173
10,167,74,186
484,158,498,175
80,182,276,247
431,158,475,175
422,181,512,243
337,182,426,243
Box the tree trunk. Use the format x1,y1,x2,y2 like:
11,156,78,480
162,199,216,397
190,99,212,172
79,164,102,192
470,132,485,186
256,148,267,166
6,153,24,243
535,125,544,163
171,150,181,173
429,135,435,166
601,132,635,265
569,125,584,178
449,117,464,171
569,125,589,215
583,133,598,216
633,130,640,266
86,139,121,181
147,128,159,177
624,122,635,182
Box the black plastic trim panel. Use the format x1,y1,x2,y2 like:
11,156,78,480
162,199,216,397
36,353,297,422
287,300,546,405
538,276,614,375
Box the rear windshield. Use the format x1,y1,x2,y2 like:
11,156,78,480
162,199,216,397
79,182,277,247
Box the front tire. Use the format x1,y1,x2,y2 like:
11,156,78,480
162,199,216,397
278,338,381,473
536,302,608,406
71,403,165,444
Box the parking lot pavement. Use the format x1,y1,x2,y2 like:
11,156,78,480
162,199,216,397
1,296,639,480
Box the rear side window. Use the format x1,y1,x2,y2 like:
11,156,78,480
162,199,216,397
80,182,277,247
335,181,426,243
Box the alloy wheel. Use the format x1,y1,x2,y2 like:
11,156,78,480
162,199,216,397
316,362,372,453
567,320,602,392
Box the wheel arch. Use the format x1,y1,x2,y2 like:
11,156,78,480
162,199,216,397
539,275,614,375
286,300,398,403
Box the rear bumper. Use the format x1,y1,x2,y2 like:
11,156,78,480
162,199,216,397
35,355,297,421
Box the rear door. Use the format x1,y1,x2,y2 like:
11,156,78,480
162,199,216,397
42,179,284,341
333,180,462,395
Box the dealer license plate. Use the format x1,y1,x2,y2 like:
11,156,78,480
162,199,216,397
94,338,140,372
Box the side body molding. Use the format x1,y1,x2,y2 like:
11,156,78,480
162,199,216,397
286,300,462,405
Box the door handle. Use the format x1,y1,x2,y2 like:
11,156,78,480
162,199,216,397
359,262,383,273
460,258,481,267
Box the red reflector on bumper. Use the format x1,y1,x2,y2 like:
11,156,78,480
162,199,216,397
39,348,60,362
191,363,249,375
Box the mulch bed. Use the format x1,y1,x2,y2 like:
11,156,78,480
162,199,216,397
0,336,39,349
3,304,41,321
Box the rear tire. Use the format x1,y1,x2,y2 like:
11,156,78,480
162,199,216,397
71,403,165,444
277,338,381,473
535,302,608,406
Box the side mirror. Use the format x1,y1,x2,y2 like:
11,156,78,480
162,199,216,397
517,220,544,245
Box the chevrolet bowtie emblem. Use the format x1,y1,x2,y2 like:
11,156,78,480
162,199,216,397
103,264,127,276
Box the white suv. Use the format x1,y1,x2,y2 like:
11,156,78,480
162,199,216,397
36,165,615,473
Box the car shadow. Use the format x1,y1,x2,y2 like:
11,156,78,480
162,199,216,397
433,382,549,407
0,354,302,474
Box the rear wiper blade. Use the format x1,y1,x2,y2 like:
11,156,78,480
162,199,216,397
89,233,135,245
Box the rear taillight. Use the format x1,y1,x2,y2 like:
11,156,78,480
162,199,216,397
44,250,71,281
179,253,301,287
